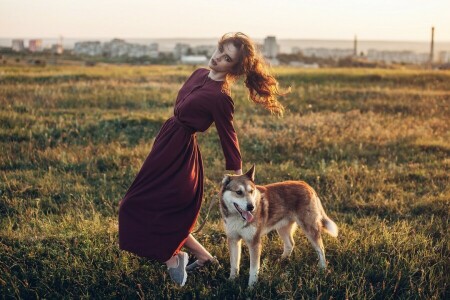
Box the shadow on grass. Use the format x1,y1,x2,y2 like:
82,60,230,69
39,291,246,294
11,116,167,148
0,74,104,85
1,228,444,299
278,72,450,90
241,136,449,168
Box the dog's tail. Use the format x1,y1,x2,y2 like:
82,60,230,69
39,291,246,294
317,196,339,237
321,216,338,237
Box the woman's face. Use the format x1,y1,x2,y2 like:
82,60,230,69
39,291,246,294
208,41,239,74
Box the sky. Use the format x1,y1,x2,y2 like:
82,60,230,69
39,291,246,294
1,0,449,41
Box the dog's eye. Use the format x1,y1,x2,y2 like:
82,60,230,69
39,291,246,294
236,190,243,195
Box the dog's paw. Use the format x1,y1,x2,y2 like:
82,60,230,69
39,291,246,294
247,279,257,288
275,256,290,267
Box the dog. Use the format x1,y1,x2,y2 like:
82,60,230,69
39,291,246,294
219,165,338,287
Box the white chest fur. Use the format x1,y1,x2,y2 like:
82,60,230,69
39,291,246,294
224,216,257,242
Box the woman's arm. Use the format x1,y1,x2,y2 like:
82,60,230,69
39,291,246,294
213,94,242,171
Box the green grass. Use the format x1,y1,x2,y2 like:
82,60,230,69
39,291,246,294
0,64,449,299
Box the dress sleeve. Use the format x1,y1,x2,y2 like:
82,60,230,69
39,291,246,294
212,94,242,171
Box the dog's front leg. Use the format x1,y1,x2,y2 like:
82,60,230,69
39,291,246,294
228,238,242,279
248,239,262,287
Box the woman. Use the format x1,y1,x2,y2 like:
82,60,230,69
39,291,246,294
118,32,285,286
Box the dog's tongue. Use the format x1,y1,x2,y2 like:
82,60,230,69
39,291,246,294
243,211,254,222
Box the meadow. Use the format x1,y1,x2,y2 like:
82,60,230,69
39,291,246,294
0,64,448,299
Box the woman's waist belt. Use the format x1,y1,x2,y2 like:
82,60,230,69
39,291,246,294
172,116,196,135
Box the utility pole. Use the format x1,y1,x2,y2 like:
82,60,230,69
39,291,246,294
429,26,435,67
353,35,357,57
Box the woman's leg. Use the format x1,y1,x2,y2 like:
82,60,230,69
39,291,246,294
184,234,214,264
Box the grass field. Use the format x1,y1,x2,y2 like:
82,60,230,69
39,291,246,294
0,64,449,299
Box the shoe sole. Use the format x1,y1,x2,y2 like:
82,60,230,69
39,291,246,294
180,252,188,286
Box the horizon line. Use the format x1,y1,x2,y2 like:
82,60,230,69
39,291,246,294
1,36,449,43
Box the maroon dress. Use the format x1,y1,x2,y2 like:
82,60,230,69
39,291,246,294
118,68,242,262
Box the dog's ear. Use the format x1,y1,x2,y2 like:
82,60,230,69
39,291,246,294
222,175,231,187
245,164,256,182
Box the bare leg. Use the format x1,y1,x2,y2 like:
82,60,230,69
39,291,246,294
183,234,214,264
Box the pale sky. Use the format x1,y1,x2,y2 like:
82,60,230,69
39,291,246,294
1,0,449,41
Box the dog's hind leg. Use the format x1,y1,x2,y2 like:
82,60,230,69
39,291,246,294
277,222,297,258
228,238,242,279
298,221,327,269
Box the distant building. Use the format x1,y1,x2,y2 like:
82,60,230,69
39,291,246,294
149,43,158,53
51,44,64,55
128,43,158,58
74,41,103,56
12,39,25,52
180,55,208,65
263,36,279,58
147,43,159,58
367,50,428,64
193,45,215,56
174,43,191,59
289,61,319,68
73,39,159,58
438,51,450,63
295,48,354,59
103,39,129,57
29,39,43,52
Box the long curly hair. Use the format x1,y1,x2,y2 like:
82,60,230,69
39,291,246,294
218,32,288,116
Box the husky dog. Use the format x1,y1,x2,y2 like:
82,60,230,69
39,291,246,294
219,165,338,287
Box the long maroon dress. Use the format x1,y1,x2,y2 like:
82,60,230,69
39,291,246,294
118,68,242,262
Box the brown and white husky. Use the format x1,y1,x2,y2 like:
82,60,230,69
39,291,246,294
219,165,338,287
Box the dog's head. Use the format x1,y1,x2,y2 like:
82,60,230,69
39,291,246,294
220,165,258,222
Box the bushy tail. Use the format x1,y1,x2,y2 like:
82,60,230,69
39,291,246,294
317,196,339,237
322,217,338,237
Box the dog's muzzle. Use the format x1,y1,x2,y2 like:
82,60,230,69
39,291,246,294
233,203,254,222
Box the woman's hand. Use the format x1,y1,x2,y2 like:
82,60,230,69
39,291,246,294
234,169,243,175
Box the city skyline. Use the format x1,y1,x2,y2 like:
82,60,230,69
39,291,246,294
1,0,450,42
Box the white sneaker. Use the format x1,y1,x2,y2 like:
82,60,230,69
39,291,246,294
167,252,189,286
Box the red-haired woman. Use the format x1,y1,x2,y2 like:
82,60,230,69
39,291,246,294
118,32,286,286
